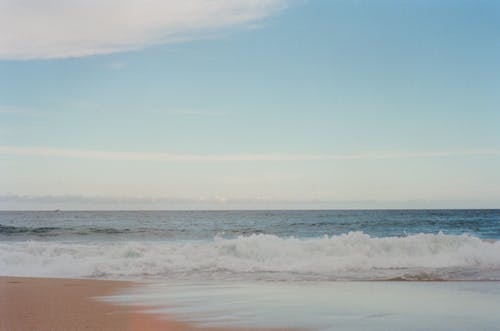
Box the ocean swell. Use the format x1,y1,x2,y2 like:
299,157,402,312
1,232,500,281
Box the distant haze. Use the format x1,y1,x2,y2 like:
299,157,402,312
1,195,498,210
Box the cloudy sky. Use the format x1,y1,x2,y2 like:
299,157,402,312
1,0,499,209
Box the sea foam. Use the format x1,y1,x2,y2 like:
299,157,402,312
1,232,499,280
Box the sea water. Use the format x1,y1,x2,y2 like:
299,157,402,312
2,210,500,330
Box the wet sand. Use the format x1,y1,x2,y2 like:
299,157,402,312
0,276,291,331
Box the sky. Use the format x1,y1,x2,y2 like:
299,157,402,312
1,0,499,210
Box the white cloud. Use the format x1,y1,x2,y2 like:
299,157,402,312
0,0,286,60
1,146,499,162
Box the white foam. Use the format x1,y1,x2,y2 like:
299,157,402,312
1,232,500,280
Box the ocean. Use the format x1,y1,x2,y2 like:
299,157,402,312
2,209,500,330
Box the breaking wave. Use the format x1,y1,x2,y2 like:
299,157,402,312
1,232,500,281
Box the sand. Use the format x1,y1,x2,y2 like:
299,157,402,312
0,276,291,331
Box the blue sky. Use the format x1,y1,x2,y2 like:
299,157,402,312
1,0,499,209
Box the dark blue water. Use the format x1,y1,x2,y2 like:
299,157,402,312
1,209,499,241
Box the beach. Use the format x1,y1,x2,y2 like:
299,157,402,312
0,276,293,331
0,276,177,331
4,276,500,331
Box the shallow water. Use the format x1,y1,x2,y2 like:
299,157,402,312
104,281,500,331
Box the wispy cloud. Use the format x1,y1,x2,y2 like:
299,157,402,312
157,109,228,116
0,106,30,114
0,106,43,116
1,146,499,162
0,0,287,60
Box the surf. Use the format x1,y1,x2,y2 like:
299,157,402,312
1,232,500,281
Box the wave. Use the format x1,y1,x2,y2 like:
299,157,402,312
0,224,155,237
0,224,62,235
1,232,500,281
0,224,127,235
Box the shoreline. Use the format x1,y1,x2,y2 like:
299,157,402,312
0,276,288,331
